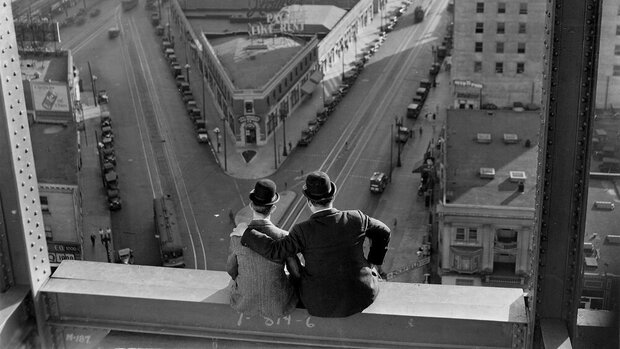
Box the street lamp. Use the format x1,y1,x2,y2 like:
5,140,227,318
185,63,190,85
213,127,221,153
280,105,288,156
221,116,228,172
395,117,402,167
92,75,98,107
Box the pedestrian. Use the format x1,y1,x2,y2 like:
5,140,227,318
242,171,391,318
284,182,288,190
419,127,423,135
432,113,436,120
344,141,349,150
393,218,398,228
409,129,413,138
90,233,96,246
300,169,304,176
99,228,104,245
288,142,292,152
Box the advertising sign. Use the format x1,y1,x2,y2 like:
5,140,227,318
453,79,483,89
31,82,70,112
248,6,305,36
48,241,82,265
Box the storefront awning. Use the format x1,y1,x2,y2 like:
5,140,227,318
309,70,324,84
301,80,317,95
450,246,483,257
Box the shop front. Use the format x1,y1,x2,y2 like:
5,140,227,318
453,79,483,109
238,114,261,145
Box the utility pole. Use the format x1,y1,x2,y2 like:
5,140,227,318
222,116,228,172
396,117,402,167
273,123,278,169
389,126,393,182
88,61,97,107
280,105,287,156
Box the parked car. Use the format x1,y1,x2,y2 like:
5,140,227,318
97,90,109,104
308,119,319,134
298,129,314,146
370,172,388,193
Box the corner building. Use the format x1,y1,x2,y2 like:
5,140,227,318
170,0,375,147
451,0,546,109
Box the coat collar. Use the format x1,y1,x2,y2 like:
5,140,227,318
249,219,273,227
310,207,338,218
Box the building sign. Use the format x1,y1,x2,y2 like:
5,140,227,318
238,114,262,124
247,0,296,18
248,7,305,36
453,79,483,89
48,241,82,265
31,81,70,112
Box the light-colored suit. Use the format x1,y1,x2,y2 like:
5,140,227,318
227,219,299,318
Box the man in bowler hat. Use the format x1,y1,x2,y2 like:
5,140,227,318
227,179,300,318
241,171,391,318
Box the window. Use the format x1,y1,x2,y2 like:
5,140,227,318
244,101,254,114
497,22,505,34
518,22,527,34
615,45,620,55
476,2,484,13
474,61,482,72
475,42,483,52
455,228,478,243
496,42,504,53
519,3,528,14
495,62,504,74
498,2,506,13
516,62,525,74
518,42,526,54
475,22,484,34
613,65,620,76
40,196,49,212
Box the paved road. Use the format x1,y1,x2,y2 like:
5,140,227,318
62,0,451,277
272,0,451,280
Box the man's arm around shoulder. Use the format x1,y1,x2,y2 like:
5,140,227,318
241,227,303,262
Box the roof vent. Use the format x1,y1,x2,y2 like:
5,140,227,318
509,171,527,182
503,133,519,144
479,167,495,179
476,133,492,144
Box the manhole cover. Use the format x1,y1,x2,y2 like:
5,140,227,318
242,150,256,163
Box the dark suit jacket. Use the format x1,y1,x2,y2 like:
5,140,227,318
241,209,390,318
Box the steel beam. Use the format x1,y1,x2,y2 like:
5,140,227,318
531,0,602,344
41,261,528,348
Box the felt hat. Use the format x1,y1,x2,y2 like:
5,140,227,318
249,179,280,206
303,171,337,201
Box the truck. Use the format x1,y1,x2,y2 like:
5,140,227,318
108,27,120,39
369,172,388,193
298,129,314,146
407,103,421,119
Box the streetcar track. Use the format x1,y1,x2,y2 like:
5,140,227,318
62,6,120,53
280,0,447,230
126,15,208,270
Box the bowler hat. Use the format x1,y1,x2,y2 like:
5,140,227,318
249,179,280,206
303,171,337,201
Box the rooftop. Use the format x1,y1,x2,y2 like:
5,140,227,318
190,5,346,35
182,0,359,11
208,34,305,90
30,121,78,185
19,53,67,83
444,109,540,207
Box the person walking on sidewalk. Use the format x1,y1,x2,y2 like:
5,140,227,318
90,233,96,247
99,228,105,245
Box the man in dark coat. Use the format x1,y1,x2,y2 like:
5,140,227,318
241,171,391,318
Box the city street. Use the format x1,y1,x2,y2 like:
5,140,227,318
63,0,451,276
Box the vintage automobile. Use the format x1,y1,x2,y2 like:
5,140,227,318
370,172,388,193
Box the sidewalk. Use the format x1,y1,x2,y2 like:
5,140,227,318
199,0,407,180
78,93,114,263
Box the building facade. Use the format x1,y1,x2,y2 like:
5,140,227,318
451,0,545,109
596,0,620,110
435,109,539,287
